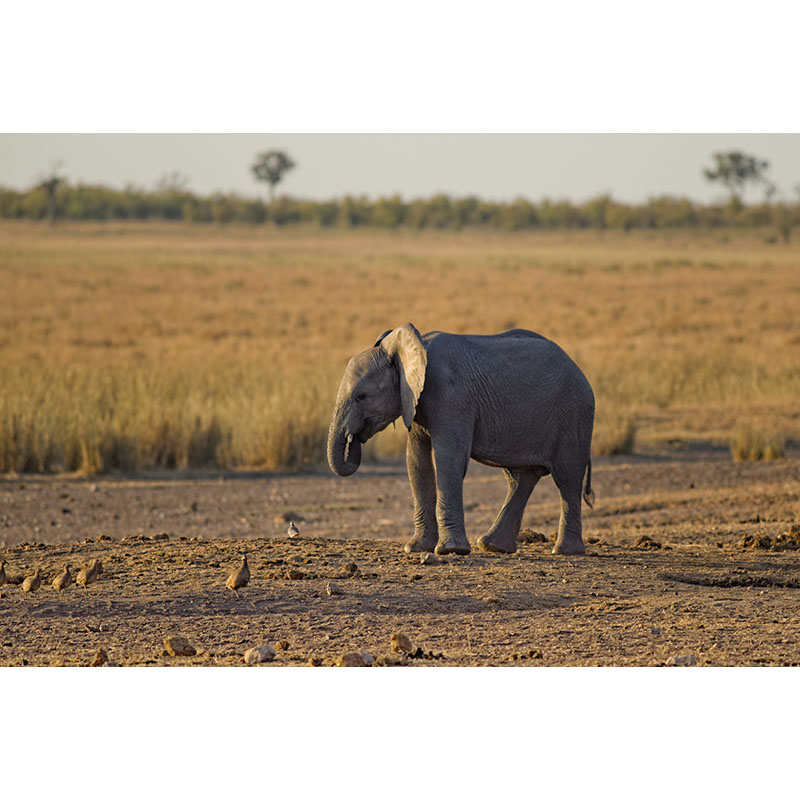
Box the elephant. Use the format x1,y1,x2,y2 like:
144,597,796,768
326,324,595,556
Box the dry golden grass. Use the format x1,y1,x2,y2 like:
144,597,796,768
729,425,786,462
1,220,798,473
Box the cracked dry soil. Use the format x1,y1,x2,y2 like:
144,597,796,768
1,446,799,667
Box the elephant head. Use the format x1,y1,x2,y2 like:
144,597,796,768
327,323,427,477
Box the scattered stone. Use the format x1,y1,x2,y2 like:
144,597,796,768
96,535,112,542
274,640,290,651
511,649,543,661
651,625,661,636
666,653,697,667
391,632,413,654
337,652,374,667
91,648,109,667
406,646,445,661
153,533,169,541
243,643,276,665
326,581,342,596
308,656,323,667
634,535,661,550
419,553,439,565
164,636,197,657
773,532,800,551
518,529,547,543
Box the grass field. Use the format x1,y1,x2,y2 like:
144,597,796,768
1,220,798,473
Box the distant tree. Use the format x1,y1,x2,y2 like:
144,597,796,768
251,150,295,202
703,151,770,202
38,161,65,225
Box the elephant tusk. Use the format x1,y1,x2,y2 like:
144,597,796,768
347,434,353,443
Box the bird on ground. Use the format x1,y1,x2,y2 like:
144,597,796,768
226,554,250,599
287,521,300,539
22,568,42,594
76,559,102,589
0,560,7,586
53,564,73,593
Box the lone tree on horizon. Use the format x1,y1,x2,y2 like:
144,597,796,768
38,161,65,225
703,151,771,203
251,150,295,202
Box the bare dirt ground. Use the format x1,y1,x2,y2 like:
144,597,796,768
2,445,800,667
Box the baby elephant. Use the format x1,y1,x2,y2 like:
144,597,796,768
327,324,595,556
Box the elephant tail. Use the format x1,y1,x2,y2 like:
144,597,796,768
582,459,595,508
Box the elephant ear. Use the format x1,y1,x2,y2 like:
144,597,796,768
372,329,393,347
379,323,427,430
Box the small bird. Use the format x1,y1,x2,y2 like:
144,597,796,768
52,564,73,593
0,559,7,586
226,554,250,599
76,559,102,589
22,568,42,594
287,521,300,539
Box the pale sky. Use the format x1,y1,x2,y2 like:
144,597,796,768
2,134,799,205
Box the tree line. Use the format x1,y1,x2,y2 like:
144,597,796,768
2,182,798,237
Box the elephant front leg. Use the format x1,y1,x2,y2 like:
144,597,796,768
477,469,539,554
404,426,438,553
432,441,471,555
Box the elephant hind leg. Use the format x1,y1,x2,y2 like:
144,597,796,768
551,469,586,555
476,469,539,554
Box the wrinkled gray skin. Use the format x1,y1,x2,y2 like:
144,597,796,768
327,324,595,556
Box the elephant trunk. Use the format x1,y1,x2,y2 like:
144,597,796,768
327,412,362,477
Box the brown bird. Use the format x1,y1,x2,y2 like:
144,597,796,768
226,554,250,599
52,564,73,593
0,559,7,586
21,568,42,594
76,559,102,589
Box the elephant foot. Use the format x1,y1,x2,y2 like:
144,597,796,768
551,537,586,556
435,533,471,556
476,533,517,554
404,534,437,554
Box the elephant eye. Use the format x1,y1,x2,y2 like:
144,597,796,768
355,392,366,403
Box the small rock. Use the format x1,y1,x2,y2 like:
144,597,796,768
90,648,109,667
419,553,439,565
308,656,323,667
337,652,374,667
96,534,112,542
164,636,197,657
651,625,661,636
518,529,547,543
243,643,276,665
391,632,413,654
153,533,169,541
666,653,697,667
326,581,342,596
740,534,773,550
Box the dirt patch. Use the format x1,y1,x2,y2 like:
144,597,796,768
1,450,800,666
